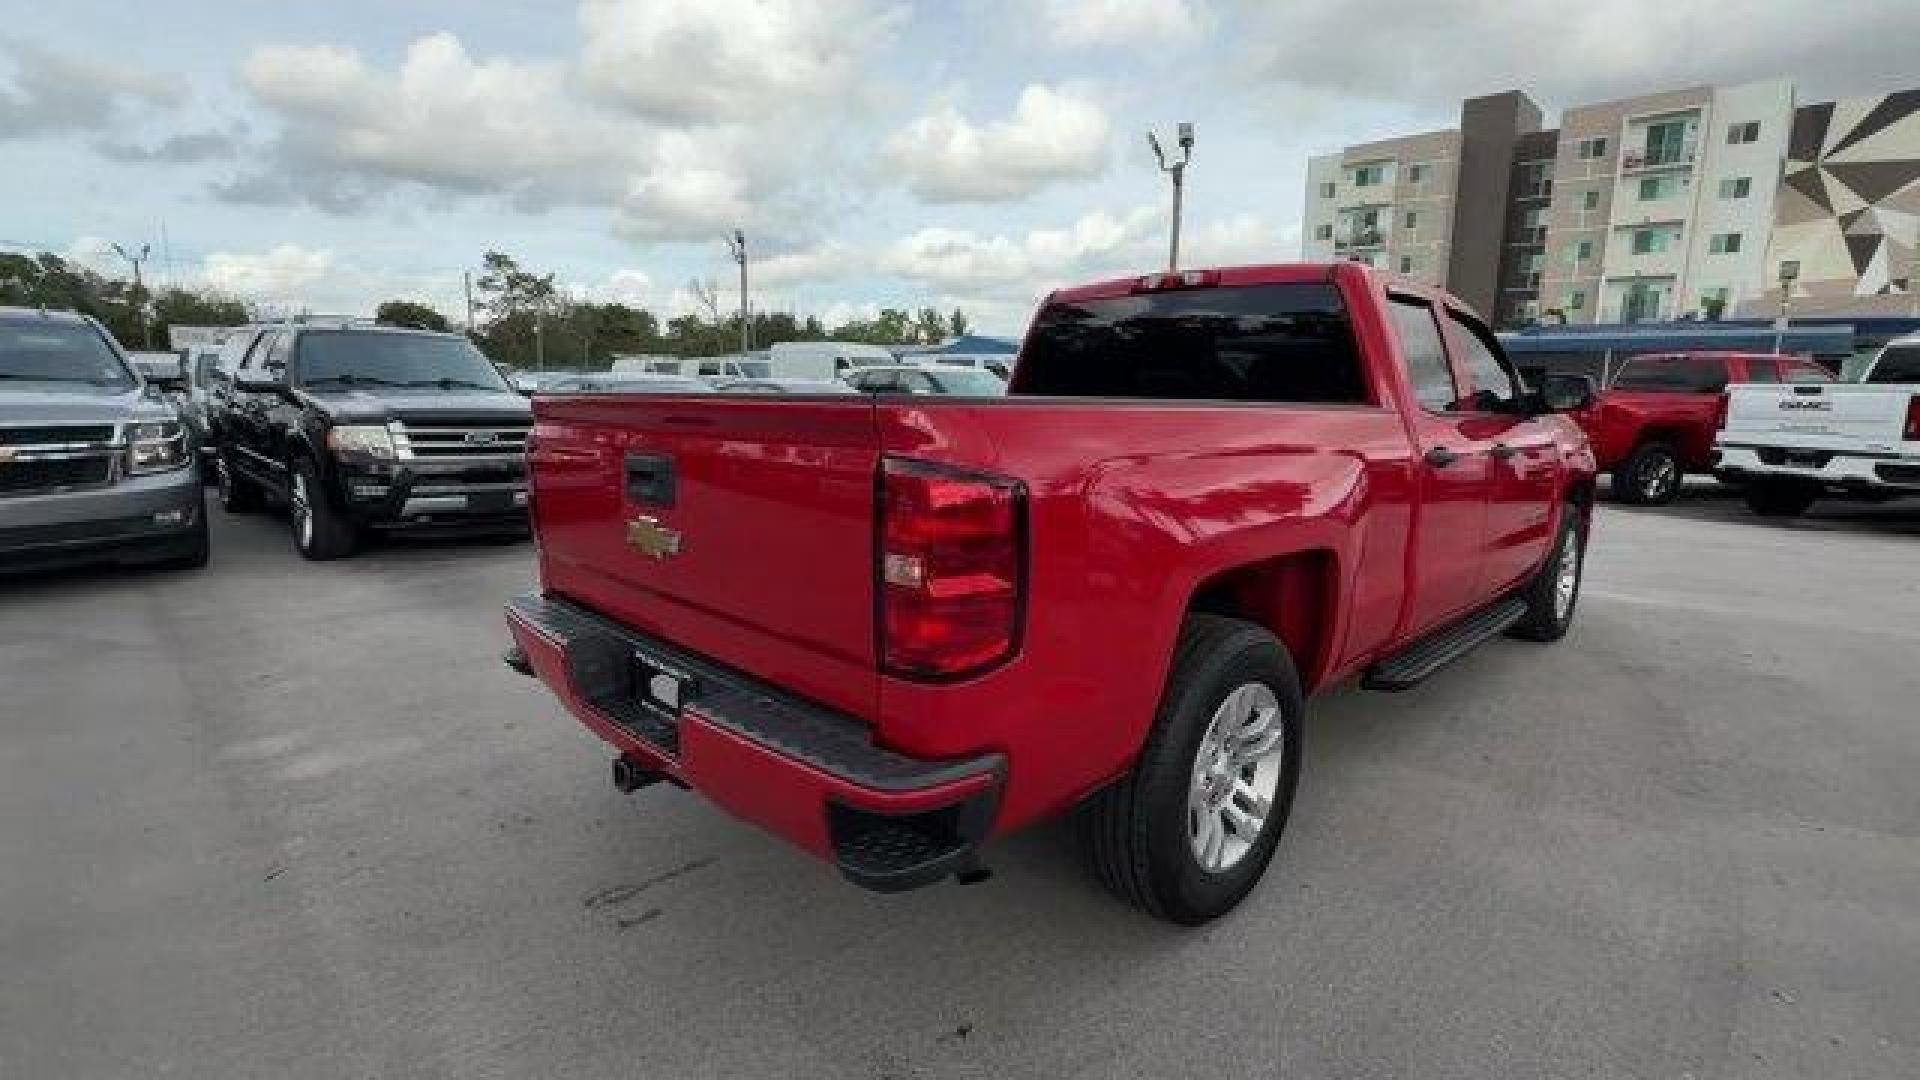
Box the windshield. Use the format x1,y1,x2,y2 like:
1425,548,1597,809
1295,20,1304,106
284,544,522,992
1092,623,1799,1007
0,322,134,387
1866,344,1920,383
294,330,510,391
924,368,1008,395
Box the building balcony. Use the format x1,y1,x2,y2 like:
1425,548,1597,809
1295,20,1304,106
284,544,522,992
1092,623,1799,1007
1620,145,1697,173
1334,229,1385,250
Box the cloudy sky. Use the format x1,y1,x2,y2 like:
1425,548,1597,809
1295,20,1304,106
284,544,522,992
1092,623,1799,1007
3,0,1915,332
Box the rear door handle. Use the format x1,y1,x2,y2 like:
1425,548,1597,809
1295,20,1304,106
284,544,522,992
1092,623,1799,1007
1423,446,1459,468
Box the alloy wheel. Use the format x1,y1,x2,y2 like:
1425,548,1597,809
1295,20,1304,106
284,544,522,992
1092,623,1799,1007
1187,682,1285,873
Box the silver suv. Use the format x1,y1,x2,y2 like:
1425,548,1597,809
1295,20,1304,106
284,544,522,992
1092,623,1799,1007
0,307,208,572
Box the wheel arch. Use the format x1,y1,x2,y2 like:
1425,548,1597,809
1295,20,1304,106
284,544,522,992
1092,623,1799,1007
1183,548,1339,692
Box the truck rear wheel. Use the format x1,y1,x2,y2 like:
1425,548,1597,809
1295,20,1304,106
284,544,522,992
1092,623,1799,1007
1079,614,1303,925
1743,478,1818,518
1613,442,1681,505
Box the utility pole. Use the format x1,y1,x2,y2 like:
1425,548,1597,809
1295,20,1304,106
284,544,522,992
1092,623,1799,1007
111,242,152,348
463,270,476,334
1773,259,1799,355
1147,123,1195,272
726,229,750,355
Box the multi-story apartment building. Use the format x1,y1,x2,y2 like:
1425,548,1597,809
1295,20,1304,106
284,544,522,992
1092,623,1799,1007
1302,78,1915,328
1300,92,1540,320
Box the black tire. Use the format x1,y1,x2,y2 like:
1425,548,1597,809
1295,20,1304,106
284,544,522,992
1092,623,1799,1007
1509,508,1584,642
289,457,359,560
214,446,261,512
1612,442,1681,505
1079,614,1304,925
1743,478,1818,518
161,497,211,570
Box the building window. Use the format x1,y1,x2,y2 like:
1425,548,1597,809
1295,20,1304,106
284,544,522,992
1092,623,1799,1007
1404,211,1418,229
1710,232,1743,254
1567,290,1586,311
1315,223,1332,241
1400,256,1414,274
1353,164,1385,187
1727,121,1760,144
1643,119,1693,166
1632,228,1672,255
1407,164,1424,183
1699,287,1731,316
1521,160,1551,198
1576,136,1608,159
1319,181,1336,198
1582,189,1601,211
1638,174,1681,200
1573,239,1594,263
1718,176,1752,199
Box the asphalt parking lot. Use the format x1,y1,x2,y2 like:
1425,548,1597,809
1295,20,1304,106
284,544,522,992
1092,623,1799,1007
3,490,1917,1079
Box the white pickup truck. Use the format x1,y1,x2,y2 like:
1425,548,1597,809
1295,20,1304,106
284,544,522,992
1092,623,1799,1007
1715,336,1920,516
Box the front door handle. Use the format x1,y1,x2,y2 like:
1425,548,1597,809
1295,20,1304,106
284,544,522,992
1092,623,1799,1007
1490,442,1518,460
1424,446,1459,468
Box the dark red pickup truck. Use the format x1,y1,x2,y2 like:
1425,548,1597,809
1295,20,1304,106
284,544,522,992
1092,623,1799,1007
506,263,1599,923
1569,351,1831,504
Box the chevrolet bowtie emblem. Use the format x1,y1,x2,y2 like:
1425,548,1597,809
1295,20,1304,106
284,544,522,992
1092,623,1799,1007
625,515,683,559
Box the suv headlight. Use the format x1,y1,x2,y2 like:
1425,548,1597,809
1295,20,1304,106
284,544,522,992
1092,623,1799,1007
326,425,396,461
128,421,188,474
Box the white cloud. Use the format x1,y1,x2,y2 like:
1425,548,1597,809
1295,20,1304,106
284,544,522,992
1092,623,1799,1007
1232,0,1920,108
232,33,631,210
1041,0,1208,49
603,268,654,307
885,84,1111,203
881,205,1159,290
577,0,904,122
202,244,336,299
0,40,182,139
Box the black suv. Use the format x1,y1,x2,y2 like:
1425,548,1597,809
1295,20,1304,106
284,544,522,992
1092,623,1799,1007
206,319,531,559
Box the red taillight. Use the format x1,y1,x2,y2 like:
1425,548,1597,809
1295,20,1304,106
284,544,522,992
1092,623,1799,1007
877,457,1025,679
1905,395,1920,442
1714,392,1730,430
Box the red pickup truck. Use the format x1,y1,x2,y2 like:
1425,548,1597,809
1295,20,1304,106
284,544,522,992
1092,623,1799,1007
505,263,1599,923
1569,351,1831,504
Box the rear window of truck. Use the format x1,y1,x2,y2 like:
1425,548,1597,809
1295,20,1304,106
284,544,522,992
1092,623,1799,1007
1013,282,1367,403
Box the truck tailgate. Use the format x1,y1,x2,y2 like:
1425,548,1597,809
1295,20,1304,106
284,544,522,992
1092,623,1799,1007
1723,384,1912,449
529,394,880,720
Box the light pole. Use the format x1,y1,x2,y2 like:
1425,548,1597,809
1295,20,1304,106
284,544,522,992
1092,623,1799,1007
1148,122,1194,272
1773,259,1799,355
111,242,152,348
725,229,750,356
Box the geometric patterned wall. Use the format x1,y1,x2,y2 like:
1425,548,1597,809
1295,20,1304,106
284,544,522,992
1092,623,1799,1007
1773,90,1920,300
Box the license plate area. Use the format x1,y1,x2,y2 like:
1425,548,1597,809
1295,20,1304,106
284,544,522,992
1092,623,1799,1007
632,651,698,714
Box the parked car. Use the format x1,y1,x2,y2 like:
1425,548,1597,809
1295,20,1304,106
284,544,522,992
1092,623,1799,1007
504,262,1599,924
540,373,712,394
844,363,1008,396
714,377,854,394
1565,351,1829,505
1716,334,1920,516
1,307,207,571
179,342,227,473
207,318,532,560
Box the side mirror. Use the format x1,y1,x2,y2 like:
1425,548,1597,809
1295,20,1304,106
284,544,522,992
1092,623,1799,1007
1540,374,1595,412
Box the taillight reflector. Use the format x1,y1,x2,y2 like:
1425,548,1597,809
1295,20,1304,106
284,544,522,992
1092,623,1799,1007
1714,392,1730,430
1904,395,1920,442
877,457,1025,679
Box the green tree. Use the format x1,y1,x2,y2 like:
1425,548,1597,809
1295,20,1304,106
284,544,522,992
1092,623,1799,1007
374,300,451,332
914,306,947,344
949,309,970,337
